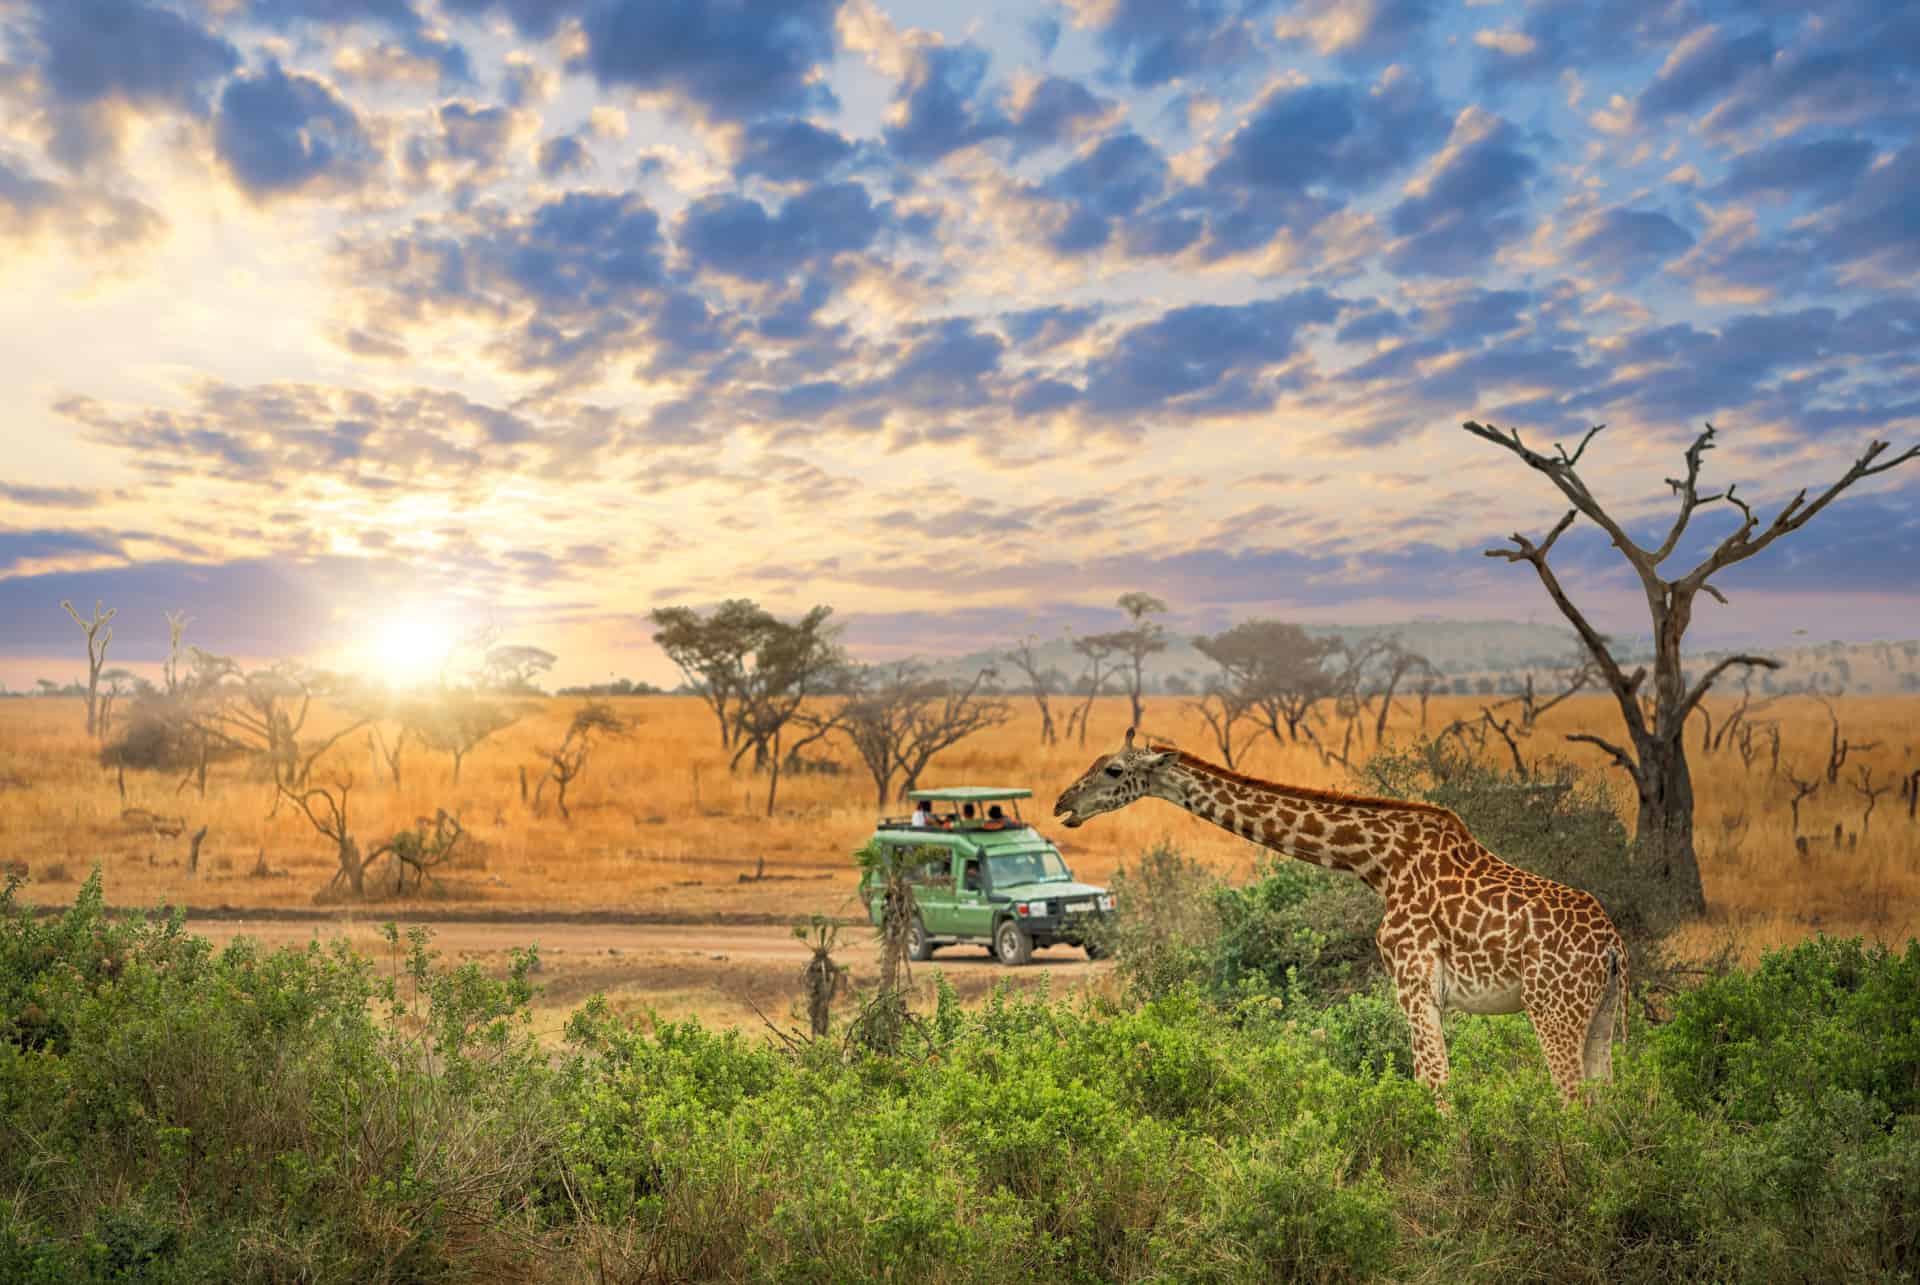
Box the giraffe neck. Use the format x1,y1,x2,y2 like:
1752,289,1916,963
1149,755,1420,894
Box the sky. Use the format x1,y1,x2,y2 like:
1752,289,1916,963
0,0,1916,690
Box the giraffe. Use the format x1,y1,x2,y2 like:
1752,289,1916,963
1054,730,1627,1103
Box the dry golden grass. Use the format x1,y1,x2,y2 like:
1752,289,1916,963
2,691,1916,957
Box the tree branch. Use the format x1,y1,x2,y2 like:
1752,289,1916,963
1681,437,1920,592
1483,509,1648,739
1679,654,1782,720
1566,732,1639,778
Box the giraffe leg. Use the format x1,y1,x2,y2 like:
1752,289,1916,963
1390,955,1450,1101
1523,957,1609,1104
1580,956,1621,1088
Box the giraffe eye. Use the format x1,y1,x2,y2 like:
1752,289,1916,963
1104,765,1123,778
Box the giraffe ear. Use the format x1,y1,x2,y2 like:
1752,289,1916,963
1124,726,1137,750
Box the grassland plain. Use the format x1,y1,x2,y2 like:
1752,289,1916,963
2,692,1915,952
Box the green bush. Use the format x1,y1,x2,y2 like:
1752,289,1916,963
5,872,1918,1283
1651,935,1920,1124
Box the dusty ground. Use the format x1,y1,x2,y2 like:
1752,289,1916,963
184,911,1114,1039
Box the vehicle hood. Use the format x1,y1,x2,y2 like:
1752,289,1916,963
995,880,1106,902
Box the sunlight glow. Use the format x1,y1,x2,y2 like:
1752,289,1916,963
364,610,458,687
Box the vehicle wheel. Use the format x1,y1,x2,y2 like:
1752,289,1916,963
1083,940,1106,961
994,918,1033,966
906,915,934,961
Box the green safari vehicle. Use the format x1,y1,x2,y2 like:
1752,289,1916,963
859,787,1114,965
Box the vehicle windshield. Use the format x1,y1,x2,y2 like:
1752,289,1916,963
985,851,1071,886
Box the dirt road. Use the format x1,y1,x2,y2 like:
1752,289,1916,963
185,912,1111,1031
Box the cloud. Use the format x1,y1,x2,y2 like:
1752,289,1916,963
14,0,239,165
1471,0,1699,86
536,132,592,179
0,527,122,575
1273,0,1438,66
214,61,377,198
1636,24,1774,122
1071,0,1273,89
57,381,631,491
733,117,856,182
1207,73,1447,198
1717,136,1876,203
1080,291,1342,416
1564,206,1694,283
0,482,104,508
0,151,164,250
574,0,842,122
677,181,883,282
1385,109,1539,277
884,43,1007,163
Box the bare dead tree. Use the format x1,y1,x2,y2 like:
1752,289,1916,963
95,668,137,742
1189,682,1255,769
1369,639,1437,742
1001,635,1062,746
1781,766,1819,836
370,726,409,786
1467,419,1915,914
1064,633,1120,747
279,776,367,896
1813,694,1880,785
162,610,191,694
1854,766,1890,837
533,702,629,821
368,809,467,893
1901,767,1920,823
61,599,116,738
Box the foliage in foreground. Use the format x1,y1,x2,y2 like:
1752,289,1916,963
2,871,1918,1283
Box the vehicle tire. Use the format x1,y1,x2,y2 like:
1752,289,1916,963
906,914,934,961
993,918,1033,966
1082,939,1106,961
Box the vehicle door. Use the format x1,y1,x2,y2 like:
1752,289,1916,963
904,841,958,933
950,846,995,938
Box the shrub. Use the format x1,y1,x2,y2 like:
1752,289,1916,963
1651,935,1920,1124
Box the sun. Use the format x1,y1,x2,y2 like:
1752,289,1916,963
365,611,457,688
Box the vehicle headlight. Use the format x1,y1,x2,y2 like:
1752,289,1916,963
1098,894,1114,911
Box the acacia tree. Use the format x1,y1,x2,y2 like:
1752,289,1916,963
1111,591,1169,731
840,663,1011,806
61,599,116,738
1193,619,1343,744
1466,419,1917,914
650,600,772,750
480,645,557,692
725,606,843,816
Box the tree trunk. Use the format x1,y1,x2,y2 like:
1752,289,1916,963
84,673,99,738
1631,736,1707,915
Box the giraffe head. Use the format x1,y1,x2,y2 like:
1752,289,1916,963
1052,728,1176,828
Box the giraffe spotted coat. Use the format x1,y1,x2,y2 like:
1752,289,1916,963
1054,731,1627,1103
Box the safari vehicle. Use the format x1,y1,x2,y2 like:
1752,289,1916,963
859,787,1114,965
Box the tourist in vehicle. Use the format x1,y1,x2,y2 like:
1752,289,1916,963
959,802,977,828
911,799,933,828
982,804,1008,830
963,858,982,892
